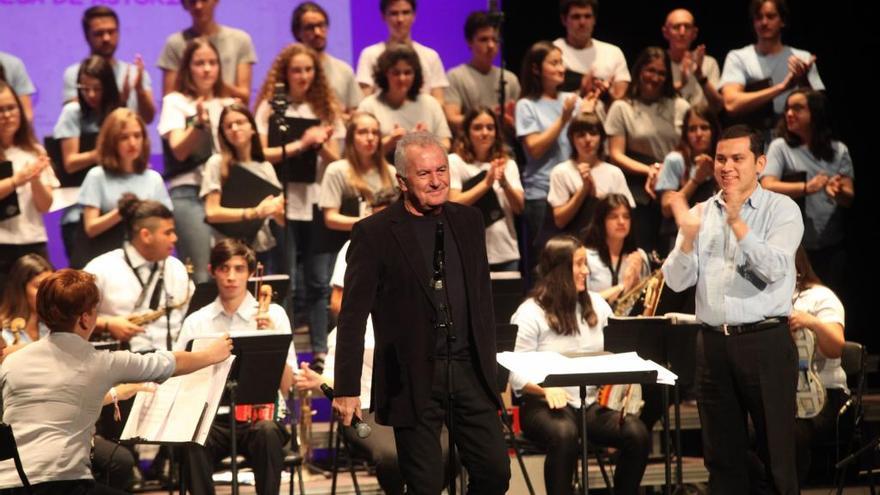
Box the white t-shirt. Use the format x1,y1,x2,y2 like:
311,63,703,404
357,93,451,139
604,97,691,164
355,40,449,92
719,44,824,115
509,294,613,408
792,285,847,391
448,153,522,265
254,99,345,222
323,53,363,110
547,159,635,208
157,92,234,188
0,146,59,245
553,38,631,84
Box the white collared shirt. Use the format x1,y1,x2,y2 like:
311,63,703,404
0,333,176,487
84,244,194,352
176,293,296,370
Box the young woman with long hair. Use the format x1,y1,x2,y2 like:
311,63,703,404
0,253,53,348
54,55,123,260
255,42,345,366
605,46,690,255
0,81,57,293
158,37,234,283
581,194,650,305
75,108,171,267
655,103,720,217
761,88,854,295
448,106,523,271
509,234,649,495
202,103,284,267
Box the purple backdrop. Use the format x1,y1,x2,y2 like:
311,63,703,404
0,0,486,268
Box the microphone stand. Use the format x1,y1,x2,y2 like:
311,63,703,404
487,1,507,134
432,221,457,495
270,83,291,279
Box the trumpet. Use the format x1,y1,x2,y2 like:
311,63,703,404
613,268,665,316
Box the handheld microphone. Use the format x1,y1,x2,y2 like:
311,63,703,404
432,221,444,288
320,383,372,439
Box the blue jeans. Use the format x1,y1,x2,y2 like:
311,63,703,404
286,219,337,355
170,185,212,284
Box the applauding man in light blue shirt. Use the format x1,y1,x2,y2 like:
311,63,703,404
663,124,803,495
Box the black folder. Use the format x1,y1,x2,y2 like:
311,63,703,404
0,161,20,221
268,116,321,183
44,132,98,188
462,170,504,227
561,68,584,93
781,171,808,213
162,116,214,180
722,78,777,132
207,165,282,244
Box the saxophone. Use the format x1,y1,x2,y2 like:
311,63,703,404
7,317,26,345
613,268,665,316
127,260,194,325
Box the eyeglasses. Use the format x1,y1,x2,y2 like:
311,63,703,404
301,21,328,32
0,104,19,116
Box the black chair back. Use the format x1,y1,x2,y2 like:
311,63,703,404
0,422,32,493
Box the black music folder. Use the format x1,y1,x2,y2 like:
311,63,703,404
162,116,213,180
268,116,321,183
561,68,584,93
781,171,808,213
207,165,282,244
0,161,20,220
462,170,504,227
45,132,98,188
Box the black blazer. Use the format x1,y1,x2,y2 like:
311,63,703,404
334,200,500,427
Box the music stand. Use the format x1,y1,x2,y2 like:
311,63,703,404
542,365,658,495
187,333,291,495
604,316,699,494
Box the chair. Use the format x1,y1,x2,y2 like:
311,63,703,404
283,451,306,495
328,419,363,495
0,422,32,494
835,341,873,494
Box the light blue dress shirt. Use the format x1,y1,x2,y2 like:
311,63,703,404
662,185,803,326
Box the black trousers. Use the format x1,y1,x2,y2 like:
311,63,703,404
91,435,136,491
0,480,126,495
520,398,650,495
696,324,798,495
343,411,451,495
392,360,510,494
184,419,289,495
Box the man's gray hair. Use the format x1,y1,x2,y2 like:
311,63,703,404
393,131,447,177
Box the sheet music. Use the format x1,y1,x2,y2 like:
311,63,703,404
497,351,677,386
121,355,235,445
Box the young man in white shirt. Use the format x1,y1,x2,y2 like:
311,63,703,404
178,238,296,495
85,198,193,353
355,0,448,103
553,0,630,100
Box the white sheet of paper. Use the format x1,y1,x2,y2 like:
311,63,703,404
496,351,677,386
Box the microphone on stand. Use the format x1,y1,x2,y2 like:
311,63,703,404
432,221,445,289
320,383,372,439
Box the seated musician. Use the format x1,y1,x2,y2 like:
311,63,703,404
509,235,649,495
0,269,231,494
581,194,651,308
791,245,847,483
177,239,295,495
84,197,193,352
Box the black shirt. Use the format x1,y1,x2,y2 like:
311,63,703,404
409,209,473,360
